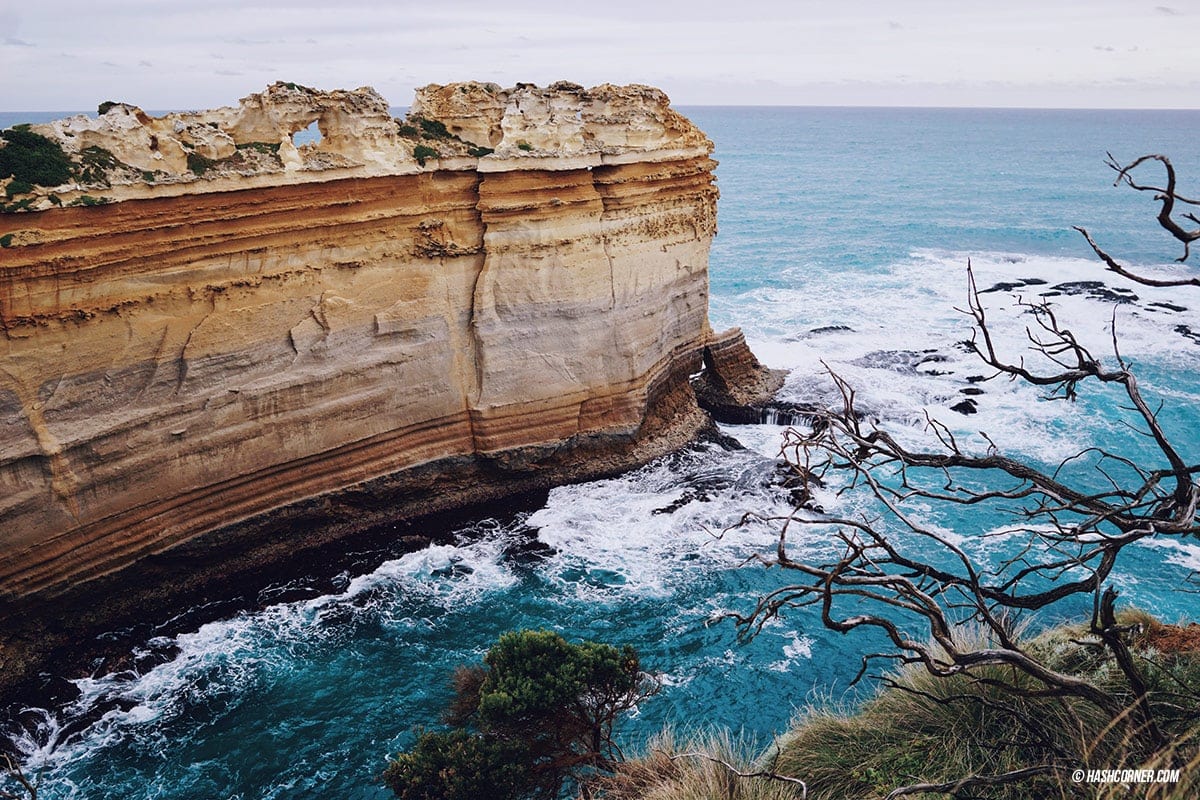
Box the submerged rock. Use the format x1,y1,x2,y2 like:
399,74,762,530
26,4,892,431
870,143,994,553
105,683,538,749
1041,280,1139,305
950,398,979,415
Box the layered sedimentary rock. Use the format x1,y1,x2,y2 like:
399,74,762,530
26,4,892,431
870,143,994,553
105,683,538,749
0,81,772,623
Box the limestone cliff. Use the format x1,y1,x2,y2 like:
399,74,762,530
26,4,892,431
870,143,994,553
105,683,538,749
0,81,777,630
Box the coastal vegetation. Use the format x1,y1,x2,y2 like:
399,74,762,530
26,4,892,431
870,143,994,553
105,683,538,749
0,128,131,208
412,144,438,166
399,115,493,161
0,128,73,189
185,151,216,176
765,614,1200,799
383,630,657,799
606,615,1200,799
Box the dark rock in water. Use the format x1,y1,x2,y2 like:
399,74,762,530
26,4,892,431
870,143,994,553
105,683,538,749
919,357,953,376
399,534,432,552
33,673,82,707
959,387,984,396
132,638,182,674
950,398,978,415
772,462,825,510
807,324,853,335
1041,281,1139,304
851,350,918,371
697,393,817,428
502,534,556,564
1151,301,1188,313
979,277,1048,294
256,579,322,607
851,350,953,376
1174,324,1200,345
660,449,743,499
652,487,712,515
966,374,988,383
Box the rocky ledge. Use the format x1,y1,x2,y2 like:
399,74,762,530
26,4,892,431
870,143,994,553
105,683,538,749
0,82,779,694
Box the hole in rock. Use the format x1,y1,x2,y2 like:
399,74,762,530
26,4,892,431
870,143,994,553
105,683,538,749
292,119,323,147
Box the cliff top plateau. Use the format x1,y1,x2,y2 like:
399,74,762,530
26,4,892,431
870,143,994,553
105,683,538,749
0,80,712,216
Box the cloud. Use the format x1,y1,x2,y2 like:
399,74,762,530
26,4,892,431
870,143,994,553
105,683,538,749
2,1,1198,110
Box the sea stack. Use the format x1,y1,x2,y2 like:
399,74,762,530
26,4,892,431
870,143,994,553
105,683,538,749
0,81,779,682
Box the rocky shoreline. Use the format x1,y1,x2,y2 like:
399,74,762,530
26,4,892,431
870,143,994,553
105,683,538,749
0,344,779,708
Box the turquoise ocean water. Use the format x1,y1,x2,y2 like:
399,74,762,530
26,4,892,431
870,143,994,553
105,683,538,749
5,107,1200,798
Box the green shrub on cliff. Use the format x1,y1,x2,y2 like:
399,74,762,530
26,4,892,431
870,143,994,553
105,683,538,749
417,117,452,140
0,128,73,188
383,630,657,800
186,151,216,176
5,178,33,198
384,729,528,800
412,144,438,166
76,145,122,187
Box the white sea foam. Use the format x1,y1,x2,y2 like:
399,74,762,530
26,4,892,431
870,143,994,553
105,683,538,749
529,444,796,599
719,250,1200,470
1142,539,1200,574
768,632,815,672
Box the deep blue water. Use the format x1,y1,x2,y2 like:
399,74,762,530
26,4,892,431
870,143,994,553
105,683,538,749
6,107,1200,799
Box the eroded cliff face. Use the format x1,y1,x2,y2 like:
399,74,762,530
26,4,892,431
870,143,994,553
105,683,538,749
0,81,755,615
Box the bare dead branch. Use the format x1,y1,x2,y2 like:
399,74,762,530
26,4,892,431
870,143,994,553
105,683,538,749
0,754,37,800
665,750,809,795
1106,152,1200,262
1075,225,1200,287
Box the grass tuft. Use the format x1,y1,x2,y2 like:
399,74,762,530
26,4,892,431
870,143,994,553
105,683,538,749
596,728,803,800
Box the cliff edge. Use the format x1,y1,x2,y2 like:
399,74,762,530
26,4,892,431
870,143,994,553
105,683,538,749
0,82,780,689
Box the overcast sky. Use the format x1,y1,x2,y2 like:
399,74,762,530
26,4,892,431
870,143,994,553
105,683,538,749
2,0,1197,111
